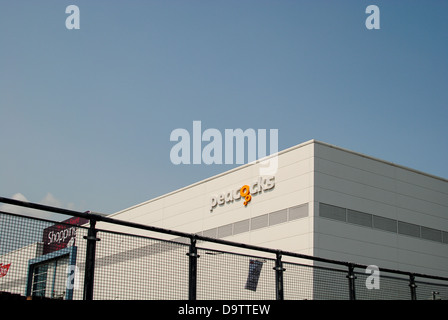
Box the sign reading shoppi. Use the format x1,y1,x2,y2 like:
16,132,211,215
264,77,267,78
42,216,88,255
210,176,275,212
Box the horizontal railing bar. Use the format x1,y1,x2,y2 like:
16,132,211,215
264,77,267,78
2,196,448,282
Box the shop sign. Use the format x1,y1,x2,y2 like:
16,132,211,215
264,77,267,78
210,176,275,212
0,263,11,278
42,216,88,255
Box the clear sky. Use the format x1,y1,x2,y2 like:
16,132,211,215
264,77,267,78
1,1,447,218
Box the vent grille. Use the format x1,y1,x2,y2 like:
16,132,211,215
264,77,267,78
373,215,397,233
217,224,233,239
289,204,308,221
269,209,287,226
202,228,217,238
347,209,372,228
398,221,420,238
421,227,442,242
251,214,268,231
233,219,250,235
443,232,448,244
319,202,448,245
319,203,346,222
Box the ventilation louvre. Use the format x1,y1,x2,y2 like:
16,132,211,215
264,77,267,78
319,203,346,222
217,224,233,239
398,221,420,238
233,219,250,235
319,202,448,245
421,227,442,242
373,215,397,233
347,209,372,228
289,204,308,221
269,209,287,226
251,214,268,231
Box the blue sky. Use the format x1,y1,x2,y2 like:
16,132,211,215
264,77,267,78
1,1,447,217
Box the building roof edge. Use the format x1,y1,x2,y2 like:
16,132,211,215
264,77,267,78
111,139,447,217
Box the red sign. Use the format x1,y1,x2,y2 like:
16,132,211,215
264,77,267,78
42,216,88,255
0,263,11,278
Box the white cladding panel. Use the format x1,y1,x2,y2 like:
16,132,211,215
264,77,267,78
107,140,448,277
109,141,315,250
314,142,448,277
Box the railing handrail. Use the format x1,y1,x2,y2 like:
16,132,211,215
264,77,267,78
2,196,448,283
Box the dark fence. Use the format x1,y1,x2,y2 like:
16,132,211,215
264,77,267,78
1,196,447,300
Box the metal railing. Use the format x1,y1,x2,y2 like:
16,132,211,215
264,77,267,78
1,196,447,300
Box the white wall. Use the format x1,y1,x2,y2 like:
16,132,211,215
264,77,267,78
108,140,316,255
83,141,317,299
4,140,447,300
0,242,42,296
313,142,448,277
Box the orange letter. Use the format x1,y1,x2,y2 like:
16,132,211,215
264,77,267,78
240,185,251,206
240,185,250,197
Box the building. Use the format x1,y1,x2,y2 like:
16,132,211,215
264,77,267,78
1,139,447,300
108,139,448,274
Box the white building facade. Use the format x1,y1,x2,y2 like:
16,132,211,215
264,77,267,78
1,140,447,300
108,139,448,277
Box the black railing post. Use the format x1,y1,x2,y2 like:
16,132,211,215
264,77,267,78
274,251,285,300
347,263,357,300
187,236,199,300
83,219,100,300
409,274,417,300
